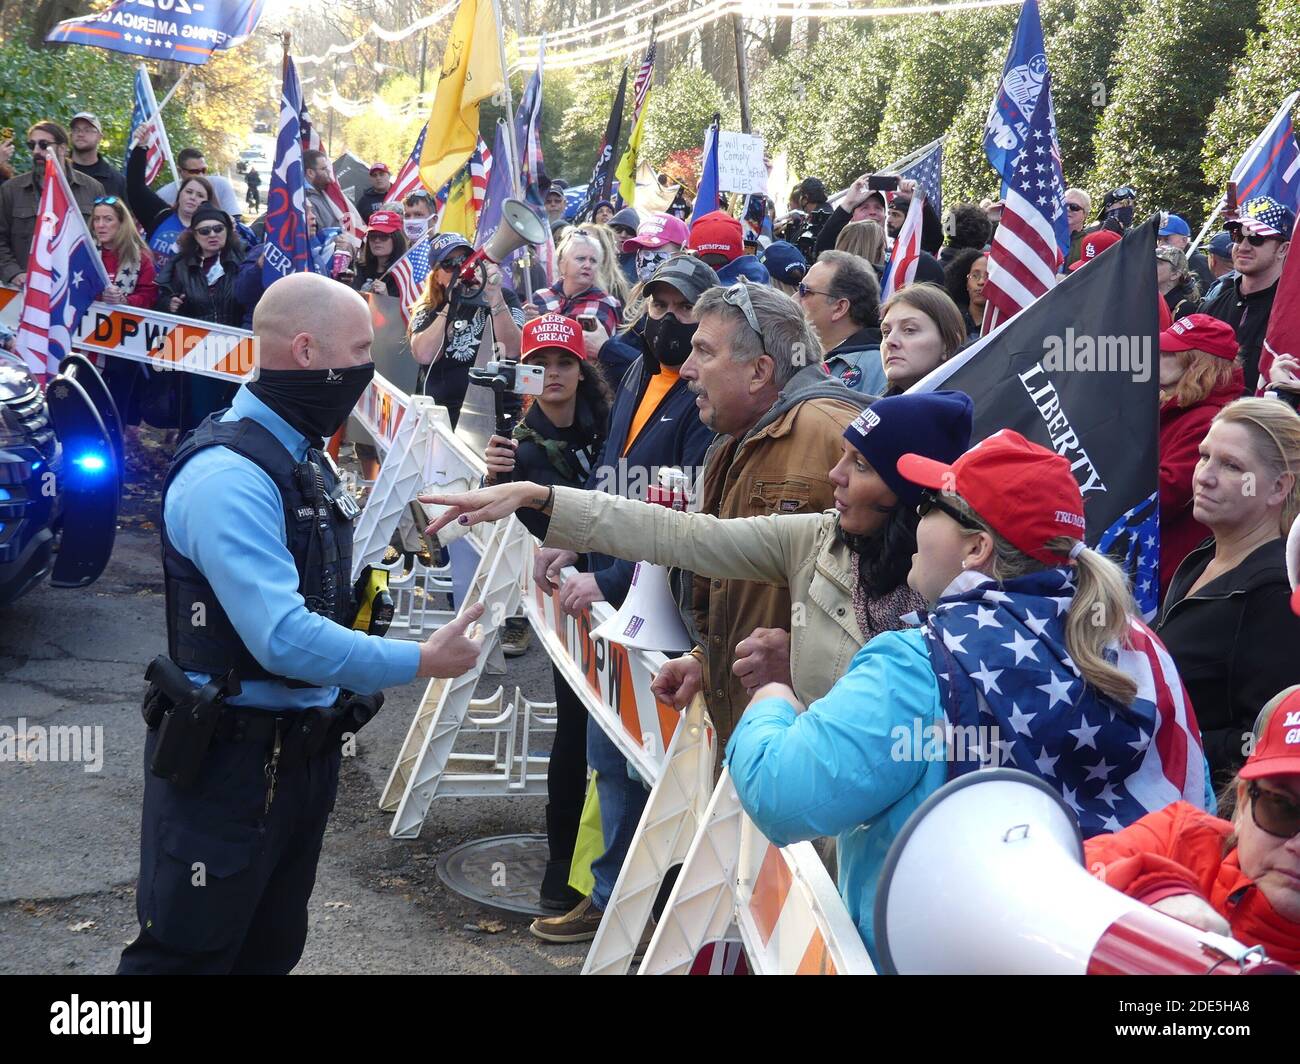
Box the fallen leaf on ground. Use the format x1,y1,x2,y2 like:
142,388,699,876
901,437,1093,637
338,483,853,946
324,901,352,910
69,920,95,932
476,919,506,934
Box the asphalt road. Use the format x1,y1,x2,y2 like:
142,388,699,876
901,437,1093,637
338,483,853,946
0,450,586,974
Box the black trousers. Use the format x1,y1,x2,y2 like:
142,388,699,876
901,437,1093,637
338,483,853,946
118,723,341,975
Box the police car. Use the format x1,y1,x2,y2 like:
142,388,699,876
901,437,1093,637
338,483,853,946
0,343,122,607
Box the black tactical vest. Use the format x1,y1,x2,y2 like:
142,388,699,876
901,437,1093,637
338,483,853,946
162,414,357,687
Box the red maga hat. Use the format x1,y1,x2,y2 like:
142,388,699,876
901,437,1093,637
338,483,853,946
898,429,1086,566
687,210,743,262
365,210,402,235
1160,313,1240,360
1240,687,1300,780
522,314,586,361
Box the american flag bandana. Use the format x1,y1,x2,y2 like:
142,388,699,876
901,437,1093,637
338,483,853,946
920,568,1208,837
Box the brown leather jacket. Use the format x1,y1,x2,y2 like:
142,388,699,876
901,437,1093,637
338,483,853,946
679,364,866,743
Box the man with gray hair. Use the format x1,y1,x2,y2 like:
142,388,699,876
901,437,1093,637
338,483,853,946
801,250,884,394
656,280,867,747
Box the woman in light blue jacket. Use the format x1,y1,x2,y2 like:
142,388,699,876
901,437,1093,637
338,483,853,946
728,430,1213,962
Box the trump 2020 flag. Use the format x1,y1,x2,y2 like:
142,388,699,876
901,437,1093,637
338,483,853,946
263,56,311,289
15,158,109,379
1229,91,1300,214
48,0,266,65
129,65,174,186
912,215,1162,618
982,1,1069,333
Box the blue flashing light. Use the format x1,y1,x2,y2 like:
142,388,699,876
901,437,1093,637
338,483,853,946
0,488,9,501
72,453,108,474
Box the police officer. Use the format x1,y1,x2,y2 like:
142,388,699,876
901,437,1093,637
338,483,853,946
119,272,484,975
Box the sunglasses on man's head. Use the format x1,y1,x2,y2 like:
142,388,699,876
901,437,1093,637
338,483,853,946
721,281,762,335
1247,781,1300,838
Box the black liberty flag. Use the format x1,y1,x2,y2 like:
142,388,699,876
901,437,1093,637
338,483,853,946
578,68,629,223
913,216,1162,616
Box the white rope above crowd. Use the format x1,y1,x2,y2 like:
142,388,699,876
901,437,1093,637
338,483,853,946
306,0,1028,115
296,2,459,66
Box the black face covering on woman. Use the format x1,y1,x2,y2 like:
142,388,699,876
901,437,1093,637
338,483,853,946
642,312,698,367
248,363,376,443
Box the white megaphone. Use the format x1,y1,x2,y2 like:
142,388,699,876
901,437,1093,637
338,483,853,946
456,199,549,289
875,769,1289,975
1286,513,1300,616
590,468,694,653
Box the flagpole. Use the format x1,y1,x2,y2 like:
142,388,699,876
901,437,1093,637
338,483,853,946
154,66,192,114
1188,203,1222,256
491,0,522,202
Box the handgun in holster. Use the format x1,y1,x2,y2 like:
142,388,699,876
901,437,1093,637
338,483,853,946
142,655,241,790
305,689,386,758
352,565,394,636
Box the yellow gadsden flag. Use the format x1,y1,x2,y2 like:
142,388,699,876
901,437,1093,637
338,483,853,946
438,162,479,243
613,88,650,209
419,0,503,195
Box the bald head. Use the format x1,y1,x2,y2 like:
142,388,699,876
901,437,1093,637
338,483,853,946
254,272,374,371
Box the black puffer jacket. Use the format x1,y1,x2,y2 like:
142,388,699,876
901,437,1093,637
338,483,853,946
1156,537,1300,787
155,240,248,326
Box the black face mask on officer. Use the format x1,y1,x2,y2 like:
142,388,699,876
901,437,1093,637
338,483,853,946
642,312,698,367
249,363,376,443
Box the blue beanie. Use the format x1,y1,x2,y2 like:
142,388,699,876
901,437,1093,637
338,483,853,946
761,240,808,285
842,390,974,506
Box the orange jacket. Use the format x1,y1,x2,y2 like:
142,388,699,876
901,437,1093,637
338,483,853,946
1084,801,1300,967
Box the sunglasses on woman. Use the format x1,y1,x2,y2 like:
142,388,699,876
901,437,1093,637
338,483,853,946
917,489,982,530
93,196,120,206
1247,781,1300,838
193,225,226,237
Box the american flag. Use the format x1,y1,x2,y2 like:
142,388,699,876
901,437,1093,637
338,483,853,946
921,567,1207,838
389,122,429,205
513,42,548,210
432,136,492,220
129,65,172,186
879,190,925,302
15,157,109,379
1097,491,1160,620
631,36,656,122
387,231,434,325
1228,91,1300,214
898,138,943,222
981,1,1069,335
298,92,363,241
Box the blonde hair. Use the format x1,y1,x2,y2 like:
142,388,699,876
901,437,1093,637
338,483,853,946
93,198,149,273
569,225,630,306
836,219,887,266
951,495,1140,705
1213,397,1300,536
1161,348,1241,408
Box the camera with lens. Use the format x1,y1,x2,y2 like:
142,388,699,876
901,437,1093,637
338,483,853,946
468,359,546,440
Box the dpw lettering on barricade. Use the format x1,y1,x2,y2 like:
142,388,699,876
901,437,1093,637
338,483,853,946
0,718,103,773
1016,363,1108,495
49,995,151,1044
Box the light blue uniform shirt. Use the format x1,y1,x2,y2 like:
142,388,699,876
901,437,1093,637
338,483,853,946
165,386,420,710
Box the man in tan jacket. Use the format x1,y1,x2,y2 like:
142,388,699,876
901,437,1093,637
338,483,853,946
663,281,869,745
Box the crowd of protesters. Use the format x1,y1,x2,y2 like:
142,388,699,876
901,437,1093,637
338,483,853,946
2,110,1297,970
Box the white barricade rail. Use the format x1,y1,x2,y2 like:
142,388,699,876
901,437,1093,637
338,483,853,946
382,552,458,640
1,284,257,383
637,769,876,976
582,697,715,975
440,685,557,799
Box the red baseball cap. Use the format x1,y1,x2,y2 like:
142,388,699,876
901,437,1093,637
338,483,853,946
522,314,586,362
366,210,402,235
369,162,391,175
897,429,1087,565
1160,313,1239,360
688,210,743,262
1068,229,1122,271
1240,687,1300,779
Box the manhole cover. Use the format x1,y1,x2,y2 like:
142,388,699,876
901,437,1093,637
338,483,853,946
436,834,552,917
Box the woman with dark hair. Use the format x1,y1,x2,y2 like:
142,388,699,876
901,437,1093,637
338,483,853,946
155,204,248,431
476,314,613,912
351,210,407,298
944,247,988,341
419,391,975,712
880,283,968,394
127,144,212,267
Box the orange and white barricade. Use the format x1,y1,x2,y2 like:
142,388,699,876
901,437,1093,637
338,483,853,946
1,284,256,383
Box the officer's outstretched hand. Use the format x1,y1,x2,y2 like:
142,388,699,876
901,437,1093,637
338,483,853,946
418,602,486,678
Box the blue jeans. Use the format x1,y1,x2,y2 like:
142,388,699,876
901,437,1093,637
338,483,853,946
586,715,649,911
